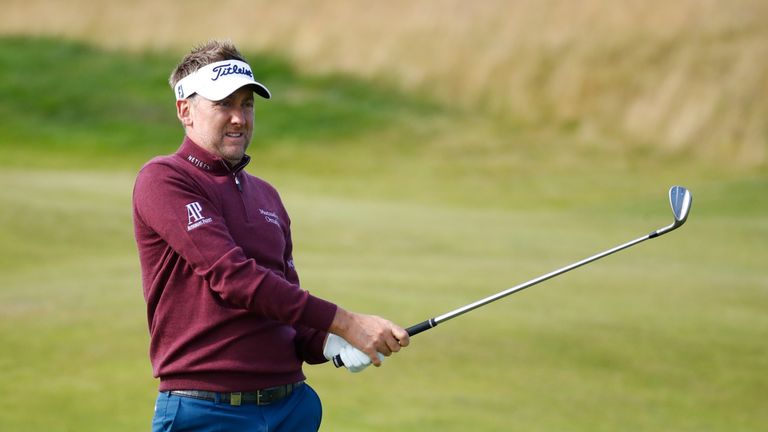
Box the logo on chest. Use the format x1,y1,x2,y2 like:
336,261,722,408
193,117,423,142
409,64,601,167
259,208,281,227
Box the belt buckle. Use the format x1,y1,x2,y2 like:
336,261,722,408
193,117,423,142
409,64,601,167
230,392,242,406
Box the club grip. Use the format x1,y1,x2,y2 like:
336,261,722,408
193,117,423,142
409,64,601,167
405,318,436,336
333,318,437,367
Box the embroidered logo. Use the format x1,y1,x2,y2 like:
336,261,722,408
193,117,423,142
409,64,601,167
187,154,212,171
186,202,213,231
177,84,184,99
210,63,253,81
259,208,281,227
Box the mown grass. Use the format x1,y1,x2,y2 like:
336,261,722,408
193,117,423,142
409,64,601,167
0,38,766,431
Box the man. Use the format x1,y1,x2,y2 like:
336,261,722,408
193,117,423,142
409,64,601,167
133,40,409,431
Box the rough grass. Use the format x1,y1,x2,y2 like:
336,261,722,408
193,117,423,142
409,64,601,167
0,38,766,431
1,0,767,166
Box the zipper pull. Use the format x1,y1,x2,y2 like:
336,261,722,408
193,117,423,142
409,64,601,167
234,174,243,192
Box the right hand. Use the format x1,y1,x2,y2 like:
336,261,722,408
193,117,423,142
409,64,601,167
329,308,410,366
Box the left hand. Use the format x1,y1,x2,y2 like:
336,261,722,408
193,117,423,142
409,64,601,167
323,333,384,373
328,309,410,366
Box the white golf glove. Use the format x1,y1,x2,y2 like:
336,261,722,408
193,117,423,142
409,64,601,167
323,333,385,373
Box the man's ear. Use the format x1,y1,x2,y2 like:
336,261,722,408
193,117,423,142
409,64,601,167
176,99,193,128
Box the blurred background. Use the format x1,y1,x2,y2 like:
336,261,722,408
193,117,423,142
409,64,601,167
0,1,766,430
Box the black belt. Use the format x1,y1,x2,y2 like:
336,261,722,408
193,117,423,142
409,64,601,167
169,381,303,406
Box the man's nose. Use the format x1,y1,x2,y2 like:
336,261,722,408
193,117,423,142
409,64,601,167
230,110,245,125
230,106,251,125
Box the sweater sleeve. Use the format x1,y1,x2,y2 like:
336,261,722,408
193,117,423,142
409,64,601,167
294,325,330,364
133,161,337,330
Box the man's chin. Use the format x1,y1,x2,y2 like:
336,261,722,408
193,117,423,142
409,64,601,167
221,143,248,163
223,153,245,166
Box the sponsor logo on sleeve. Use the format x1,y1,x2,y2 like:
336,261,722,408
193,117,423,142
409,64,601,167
186,202,213,231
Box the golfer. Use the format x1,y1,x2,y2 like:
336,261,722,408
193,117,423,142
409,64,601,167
132,40,409,431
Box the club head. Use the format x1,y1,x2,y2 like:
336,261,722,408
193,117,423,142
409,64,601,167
650,186,692,238
669,185,692,228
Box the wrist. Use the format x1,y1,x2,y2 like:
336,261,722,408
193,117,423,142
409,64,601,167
329,307,353,338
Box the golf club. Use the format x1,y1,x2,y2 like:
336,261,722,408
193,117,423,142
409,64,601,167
334,185,692,368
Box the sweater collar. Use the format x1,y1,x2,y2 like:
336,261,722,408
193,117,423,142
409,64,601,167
176,136,251,176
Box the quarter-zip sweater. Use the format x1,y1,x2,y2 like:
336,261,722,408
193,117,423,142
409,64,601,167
133,137,337,392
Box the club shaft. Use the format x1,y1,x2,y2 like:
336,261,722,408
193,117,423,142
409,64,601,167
432,233,652,326
338,233,653,365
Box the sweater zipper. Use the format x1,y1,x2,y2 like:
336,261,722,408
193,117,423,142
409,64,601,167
234,174,242,192
222,160,243,193
233,173,250,221
223,161,249,221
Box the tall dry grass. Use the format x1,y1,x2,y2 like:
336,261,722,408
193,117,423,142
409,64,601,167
2,0,766,165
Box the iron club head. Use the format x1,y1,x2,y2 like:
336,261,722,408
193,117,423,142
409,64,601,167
652,185,692,237
669,185,692,228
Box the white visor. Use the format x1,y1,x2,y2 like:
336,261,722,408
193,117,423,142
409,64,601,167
174,60,271,101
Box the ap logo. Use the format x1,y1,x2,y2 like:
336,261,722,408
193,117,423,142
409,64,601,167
186,202,212,231
187,202,204,224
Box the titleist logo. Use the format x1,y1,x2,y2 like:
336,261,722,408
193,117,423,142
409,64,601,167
210,63,253,81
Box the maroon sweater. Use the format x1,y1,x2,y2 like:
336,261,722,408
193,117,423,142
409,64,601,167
132,137,337,391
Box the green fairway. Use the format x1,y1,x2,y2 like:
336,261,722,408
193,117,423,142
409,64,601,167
1,38,766,431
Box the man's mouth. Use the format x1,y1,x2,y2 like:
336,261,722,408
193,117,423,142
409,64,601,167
225,132,244,138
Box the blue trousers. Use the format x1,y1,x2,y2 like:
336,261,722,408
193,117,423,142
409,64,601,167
152,384,322,431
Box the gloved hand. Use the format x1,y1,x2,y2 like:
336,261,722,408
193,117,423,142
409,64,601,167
323,333,385,373
340,344,386,373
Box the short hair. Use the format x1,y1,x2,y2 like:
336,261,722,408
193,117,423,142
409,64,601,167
169,40,246,89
